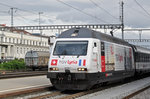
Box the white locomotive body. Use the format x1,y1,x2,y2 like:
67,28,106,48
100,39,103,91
47,28,149,90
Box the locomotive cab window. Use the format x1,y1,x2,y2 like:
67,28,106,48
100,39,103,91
53,41,88,56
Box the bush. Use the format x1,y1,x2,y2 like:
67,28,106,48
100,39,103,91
0,59,26,70
0,64,3,70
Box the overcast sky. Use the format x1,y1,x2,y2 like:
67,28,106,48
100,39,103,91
0,0,150,28
0,0,150,39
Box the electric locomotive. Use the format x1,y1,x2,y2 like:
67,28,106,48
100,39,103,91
47,28,137,90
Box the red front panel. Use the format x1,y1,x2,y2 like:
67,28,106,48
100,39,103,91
101,56,105,72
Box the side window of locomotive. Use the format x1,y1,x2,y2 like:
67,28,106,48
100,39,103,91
101,42,104,50
101,42,105,56
94,42,97,47
93,42,98,53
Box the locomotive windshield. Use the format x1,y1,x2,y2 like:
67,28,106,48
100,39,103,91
53,41,88,56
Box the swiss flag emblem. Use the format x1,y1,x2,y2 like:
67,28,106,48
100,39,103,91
51,59,58,66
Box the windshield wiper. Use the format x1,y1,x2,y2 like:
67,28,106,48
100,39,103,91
77,55,80,58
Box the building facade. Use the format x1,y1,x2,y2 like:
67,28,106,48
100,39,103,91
0,27,49,59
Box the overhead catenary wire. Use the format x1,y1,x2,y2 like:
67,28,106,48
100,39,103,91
56,0,108,23
0,2,37,15
0,10,8,14
15,13,37,25
0,2,56,22
16,8,56,21
125,3,150,21
89,0,119,20
0,2,13,8
134,0,150,17
14,17,32,26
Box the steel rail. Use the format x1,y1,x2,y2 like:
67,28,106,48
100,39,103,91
123,85,150,99
0,85,51,98
30,91,62,99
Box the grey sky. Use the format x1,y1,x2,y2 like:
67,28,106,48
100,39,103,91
0,0,150,28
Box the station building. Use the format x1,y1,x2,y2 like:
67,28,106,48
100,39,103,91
0,24,50,60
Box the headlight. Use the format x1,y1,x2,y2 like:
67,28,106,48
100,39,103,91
50,67,59,71
77,68,87,71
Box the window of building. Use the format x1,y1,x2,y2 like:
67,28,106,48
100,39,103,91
13,38,15,43
9,38,11,43
24,48,26,53
23,40,25,44
20,48,22,54
45,42,47,46
5,47,7,53
38,42,39,46
40,42,42,46
30,40,32,45
17,39,18,44
18,39,20,44
21,39,23,44
27,40,28,45
5,37,7,42
17,47,19,54
33,41,35,45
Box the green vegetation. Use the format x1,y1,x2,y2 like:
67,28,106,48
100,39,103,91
0,59,26,71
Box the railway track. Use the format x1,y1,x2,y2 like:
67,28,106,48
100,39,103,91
1,74,150,99
30,91,63,99
1,79,150,99
24,81,127,99
0,85,51,99
3,86,108,99
0,80,121,99
0,71,47,79
123,85,150,99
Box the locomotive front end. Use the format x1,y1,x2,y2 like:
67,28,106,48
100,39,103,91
47,38,96,90
47,28,135,90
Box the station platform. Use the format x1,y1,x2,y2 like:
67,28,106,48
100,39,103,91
0,75,50,95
